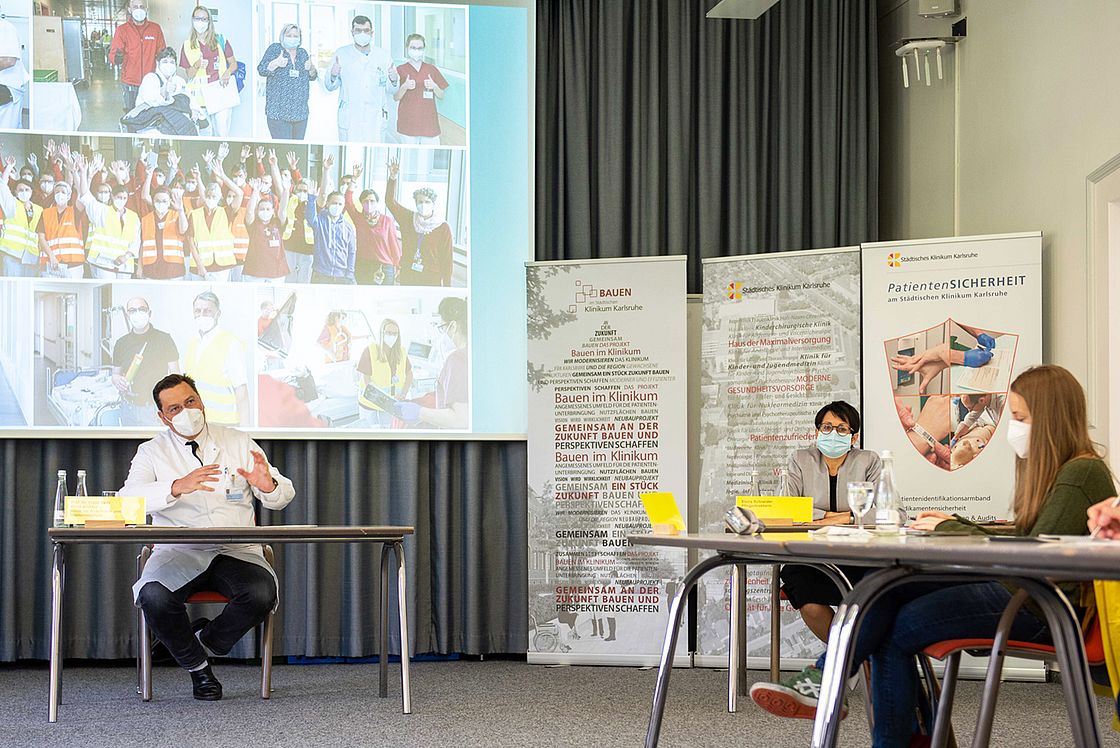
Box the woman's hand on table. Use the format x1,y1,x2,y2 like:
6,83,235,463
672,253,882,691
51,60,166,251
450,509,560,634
909,510,954,532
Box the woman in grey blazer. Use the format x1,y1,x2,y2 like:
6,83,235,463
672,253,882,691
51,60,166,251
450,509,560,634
780,401,881,643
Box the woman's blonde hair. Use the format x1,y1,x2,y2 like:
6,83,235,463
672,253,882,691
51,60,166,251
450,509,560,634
1010,364,1102,531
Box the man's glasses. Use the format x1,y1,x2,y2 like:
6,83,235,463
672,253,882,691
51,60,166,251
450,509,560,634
164,395,200,417
126,306,149,314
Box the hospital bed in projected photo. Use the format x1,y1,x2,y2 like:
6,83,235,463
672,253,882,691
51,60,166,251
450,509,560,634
46,366,122,427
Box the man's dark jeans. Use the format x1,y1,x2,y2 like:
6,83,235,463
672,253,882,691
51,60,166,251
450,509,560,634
137,554,276,670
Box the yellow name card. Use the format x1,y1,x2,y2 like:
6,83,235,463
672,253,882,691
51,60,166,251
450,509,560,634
64,495,146,526
735,495,813,522
639,492,686,535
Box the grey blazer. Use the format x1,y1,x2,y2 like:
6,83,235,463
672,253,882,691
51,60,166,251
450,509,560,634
786,447,882,514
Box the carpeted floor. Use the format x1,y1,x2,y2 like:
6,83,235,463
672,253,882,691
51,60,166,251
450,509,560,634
2,659,1118,747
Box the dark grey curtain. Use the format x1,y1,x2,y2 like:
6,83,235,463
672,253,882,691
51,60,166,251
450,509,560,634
536,0,878,289
0,438,527,660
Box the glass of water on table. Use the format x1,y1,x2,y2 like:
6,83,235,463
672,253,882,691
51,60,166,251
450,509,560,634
847,481,875,530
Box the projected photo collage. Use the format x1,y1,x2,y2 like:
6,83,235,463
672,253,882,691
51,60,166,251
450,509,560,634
0,2,474,434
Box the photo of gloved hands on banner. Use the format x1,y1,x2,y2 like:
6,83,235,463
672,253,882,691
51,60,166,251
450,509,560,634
886,320,1017,396
887,320,1017,472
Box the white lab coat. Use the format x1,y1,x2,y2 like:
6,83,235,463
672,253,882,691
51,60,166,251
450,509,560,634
323,43,397,142
0,19,27,130
123,423,295,603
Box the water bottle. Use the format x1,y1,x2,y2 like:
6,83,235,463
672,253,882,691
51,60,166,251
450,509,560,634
776,468,789,497
75,470,88,497
53,470,67,527
749,469,761,496
873,450,901,533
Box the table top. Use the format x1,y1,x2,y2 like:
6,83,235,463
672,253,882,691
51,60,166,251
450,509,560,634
48,525,414,544
629,532,1120,580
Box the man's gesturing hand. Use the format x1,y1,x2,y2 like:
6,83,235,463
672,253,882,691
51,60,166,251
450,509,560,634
237,450,278,493
171,464,222,497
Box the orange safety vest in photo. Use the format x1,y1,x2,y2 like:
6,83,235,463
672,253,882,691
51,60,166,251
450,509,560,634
140,210,186,266
39,205,85,266
189,207,236,270
230,206,248,263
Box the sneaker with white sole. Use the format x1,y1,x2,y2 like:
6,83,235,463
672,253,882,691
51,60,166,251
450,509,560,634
750,665,848,720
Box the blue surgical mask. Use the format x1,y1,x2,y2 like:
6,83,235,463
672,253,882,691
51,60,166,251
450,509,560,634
816,430,852,459
282,36,300,50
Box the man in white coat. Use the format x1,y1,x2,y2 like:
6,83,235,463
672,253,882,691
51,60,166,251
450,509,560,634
323,14,398,143
123,373,295,700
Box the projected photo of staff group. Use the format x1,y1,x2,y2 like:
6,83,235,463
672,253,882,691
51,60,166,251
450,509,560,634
0,1,531,437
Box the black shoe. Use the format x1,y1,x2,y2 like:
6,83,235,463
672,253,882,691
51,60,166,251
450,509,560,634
190,664,222,701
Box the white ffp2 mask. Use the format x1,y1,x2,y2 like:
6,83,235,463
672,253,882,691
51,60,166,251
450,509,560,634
1006,419,1030,459
171,407,205,437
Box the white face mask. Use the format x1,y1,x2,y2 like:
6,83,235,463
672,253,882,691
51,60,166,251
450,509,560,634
353,32,372,47
40,181,54,193
195,315,216,334
327,203,344,218
416,201,434,218
204,196,220,210
158,61,175,77
129,311,150,330
96,191,111,205
258,209,274,223
383,333,398,347
234,176,246,187
15,190,31,203
193,19,209,35
1006,418,1031,459
153,199,170,215
113,196,128,210
170,406,205,437
408,48,424,62
131,7,146,22
54,192,70,206
185,181,197,192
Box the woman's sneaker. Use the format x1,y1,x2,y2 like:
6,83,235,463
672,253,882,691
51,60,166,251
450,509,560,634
750,665,847,720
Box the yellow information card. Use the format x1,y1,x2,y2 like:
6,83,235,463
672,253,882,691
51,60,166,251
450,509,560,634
735,495,813,523
63,495,146,526
639,492,686,535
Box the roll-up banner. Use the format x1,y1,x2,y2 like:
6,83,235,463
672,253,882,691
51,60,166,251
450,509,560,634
526,256,689,665
695,247,862,665
861,232,1043,519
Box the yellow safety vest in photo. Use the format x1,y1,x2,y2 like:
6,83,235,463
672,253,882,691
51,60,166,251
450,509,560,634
0,202,43,263
86,207,140,270
183,330,241,425
182,33,230,111
189,207,236,270
357,343,411,411
282,195,315,244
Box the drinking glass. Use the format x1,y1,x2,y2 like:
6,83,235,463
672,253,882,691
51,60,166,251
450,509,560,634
847,481,875,530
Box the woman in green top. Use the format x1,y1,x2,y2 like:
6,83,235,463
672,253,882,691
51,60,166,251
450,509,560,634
751,365,1115,747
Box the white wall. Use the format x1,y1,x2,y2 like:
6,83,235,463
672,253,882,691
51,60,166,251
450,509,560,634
878,0,1120,442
